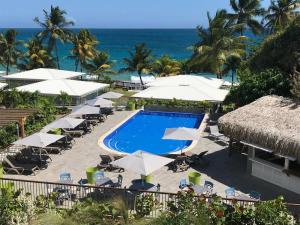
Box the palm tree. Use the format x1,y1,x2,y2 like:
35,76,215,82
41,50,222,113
121,43,152,85
0,29,22,74
84,51,115,80
18,38,54,70
151,55,182,77
69,29,98,72
227,0,264,35
34,5,74,69
222,54,242,85
263,0,300,33
188,10,246,78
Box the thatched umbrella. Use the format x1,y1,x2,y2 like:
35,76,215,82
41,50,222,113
218,95,300,162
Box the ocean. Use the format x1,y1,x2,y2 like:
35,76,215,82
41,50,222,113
0,28,261,81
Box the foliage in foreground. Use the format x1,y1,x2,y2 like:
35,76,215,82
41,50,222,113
1,184,298,225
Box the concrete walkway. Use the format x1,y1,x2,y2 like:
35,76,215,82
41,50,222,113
4,110,300,202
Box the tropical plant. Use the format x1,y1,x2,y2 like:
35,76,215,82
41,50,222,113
0,29,22,74
225,69,291,106
84,51,115,80
222,53,242,85
69,29,98,72
34,5,74,69
151,55,182,77
248,15,300,74
188,10,246,78
56,91,71,108
18,38,54,70
121,43,152,85
263,0,300,33
226,0,265,35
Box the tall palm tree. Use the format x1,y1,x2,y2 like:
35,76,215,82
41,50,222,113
121,43,152,85
0,29,22,74
34,5,74,69
188,10,246,78
227,0,264,35
222,53,242,85
84,51,115,80
151,55,182,77
18,38,54,70
69,29,98,72
263,0,300,33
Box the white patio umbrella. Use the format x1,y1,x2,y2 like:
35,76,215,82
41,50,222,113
70,105,100,116
86,97,113,108
162,127,201,140
13,133,65,148
111,150,174,176
41,117,85,132
100,91,123,99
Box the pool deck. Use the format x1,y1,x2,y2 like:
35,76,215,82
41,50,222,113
4,110,300,202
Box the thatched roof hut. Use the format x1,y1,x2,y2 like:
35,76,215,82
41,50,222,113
219,95,300,162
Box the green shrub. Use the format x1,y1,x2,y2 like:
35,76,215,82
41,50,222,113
225,69,291,107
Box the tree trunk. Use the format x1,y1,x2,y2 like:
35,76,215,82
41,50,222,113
54,42,60,69
231,70,234,86
6,61,9,75
75,60,79,72
138,72,144,86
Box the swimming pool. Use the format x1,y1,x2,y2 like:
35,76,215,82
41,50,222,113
102,111,204,154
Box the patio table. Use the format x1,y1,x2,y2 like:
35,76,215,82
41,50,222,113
95,177,112,186
129,181,157,191
191,185,209,195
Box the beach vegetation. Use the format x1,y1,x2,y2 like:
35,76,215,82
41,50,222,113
226,0,265,36
84,51,115,80
225,68,291,106
69,29,98,72
0,29,22,74
34,5,74,69
18,38,54,70
151,55,182,77
263,0,300,33
188,10,246,78
121,43,153,86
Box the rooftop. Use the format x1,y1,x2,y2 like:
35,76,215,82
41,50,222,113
0,82,7,90
16,79,109,97
3,68,84,81
219,95,300,162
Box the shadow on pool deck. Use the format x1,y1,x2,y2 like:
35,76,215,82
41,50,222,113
190,142,300,203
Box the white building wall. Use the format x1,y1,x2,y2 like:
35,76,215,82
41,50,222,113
251,158,300,195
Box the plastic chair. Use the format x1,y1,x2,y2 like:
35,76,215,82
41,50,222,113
250,191,261,200
59,172,71,181
179,179,187,189
204,180,214,195
225,187,235,198
156,183,161,192
94,171,105,184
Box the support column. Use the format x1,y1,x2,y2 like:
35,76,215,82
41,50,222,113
284,158,290,170
247,147,255,173
18,117,26,138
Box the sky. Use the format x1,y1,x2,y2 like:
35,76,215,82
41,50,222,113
0,0,270,28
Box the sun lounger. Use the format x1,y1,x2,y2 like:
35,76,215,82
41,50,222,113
61,128,84,137
186,151,209,166
209,126,229,143
98,155,125,172
3,157,40,175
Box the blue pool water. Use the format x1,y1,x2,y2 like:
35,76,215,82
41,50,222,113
103,111,204,154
